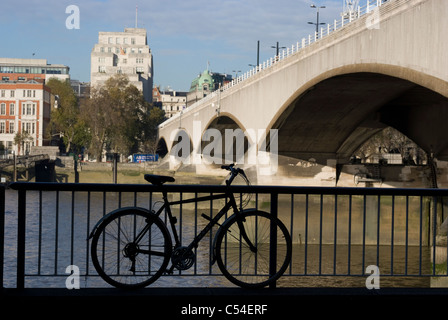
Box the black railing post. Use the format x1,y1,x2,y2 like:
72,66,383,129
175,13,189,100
0,185,5,288
269,192,278,289
17,189,26,289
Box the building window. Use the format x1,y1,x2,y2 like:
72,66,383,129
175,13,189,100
0,122,5,134
108,47,112,53
0,103,5,115
1,90,5,97
136,67,144,74
98,57,105,63
22,103,36,116
9,103,14,115
10,90,14,98
136,58,144,64
98,66,106,73
22,122,35,134
9,121,14,134
131,38,135,45
108,37,113,44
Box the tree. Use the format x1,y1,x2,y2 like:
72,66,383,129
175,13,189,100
354,127,426,164
80,86,110,161
141,106,166,154
46,78,89,154
14,131,33,155
81,74,165,161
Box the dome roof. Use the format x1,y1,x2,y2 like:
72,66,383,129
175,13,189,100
189,69,214,92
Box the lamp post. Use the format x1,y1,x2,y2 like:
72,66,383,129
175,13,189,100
232,70,241,78
308,4,326,37
271,42,286,57
249,40,260,71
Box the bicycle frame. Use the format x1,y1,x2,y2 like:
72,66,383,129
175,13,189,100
154,187,239,252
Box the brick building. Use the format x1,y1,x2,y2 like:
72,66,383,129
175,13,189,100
0,80,52,155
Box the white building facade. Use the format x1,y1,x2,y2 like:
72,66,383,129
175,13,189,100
90,28,153,102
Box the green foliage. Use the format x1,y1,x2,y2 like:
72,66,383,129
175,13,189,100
46,78,90,153
80,74,165,161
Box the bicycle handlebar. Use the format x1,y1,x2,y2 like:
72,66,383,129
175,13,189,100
221,164,235,170
221,163,248,186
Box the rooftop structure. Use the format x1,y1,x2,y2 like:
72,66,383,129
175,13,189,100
90,28,153,102
0,58,70,83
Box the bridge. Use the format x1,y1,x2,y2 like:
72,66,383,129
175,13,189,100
157,0,448,186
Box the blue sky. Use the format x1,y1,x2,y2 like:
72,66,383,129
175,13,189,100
1,0,343,92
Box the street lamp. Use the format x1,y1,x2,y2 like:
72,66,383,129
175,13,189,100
271,42,286,57
308,4,326,36
249,40,260,70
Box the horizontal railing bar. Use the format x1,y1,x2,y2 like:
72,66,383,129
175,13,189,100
9,181,448,197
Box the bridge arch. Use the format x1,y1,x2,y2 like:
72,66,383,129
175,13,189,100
269,66,448,164
156,137,168,158
199,113,253,165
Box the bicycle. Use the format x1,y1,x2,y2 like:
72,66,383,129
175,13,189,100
88,164,292,289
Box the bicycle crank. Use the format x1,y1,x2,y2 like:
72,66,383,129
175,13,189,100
171,246,195,271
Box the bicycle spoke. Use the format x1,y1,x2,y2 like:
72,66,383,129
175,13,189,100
91,210,172,288
216,211,292,288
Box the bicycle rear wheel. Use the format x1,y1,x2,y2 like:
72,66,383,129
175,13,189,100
91,208,172,289
215,210,292,288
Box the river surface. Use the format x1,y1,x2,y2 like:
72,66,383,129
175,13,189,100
2,188,435,288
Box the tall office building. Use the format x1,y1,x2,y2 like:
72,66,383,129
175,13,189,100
90,28,153,102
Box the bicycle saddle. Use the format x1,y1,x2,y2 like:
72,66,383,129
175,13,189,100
144,174,175,185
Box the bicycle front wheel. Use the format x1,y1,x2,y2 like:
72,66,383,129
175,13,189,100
215,210,292,288
91,208,172,289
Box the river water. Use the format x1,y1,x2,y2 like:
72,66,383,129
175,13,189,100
2,188,435,288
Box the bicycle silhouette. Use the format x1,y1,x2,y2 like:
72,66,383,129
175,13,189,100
88,164,292,289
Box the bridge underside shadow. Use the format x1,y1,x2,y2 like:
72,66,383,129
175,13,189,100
200,116,249,165
274,72,448,165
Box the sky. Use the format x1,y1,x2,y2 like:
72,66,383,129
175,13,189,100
1,0,344,92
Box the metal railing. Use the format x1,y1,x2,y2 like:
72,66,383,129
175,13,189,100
2,182,448,289
159,0,395,129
